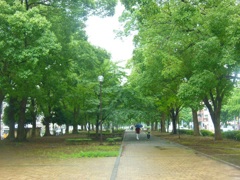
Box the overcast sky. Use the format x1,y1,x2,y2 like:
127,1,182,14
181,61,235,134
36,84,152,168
85,2,134,67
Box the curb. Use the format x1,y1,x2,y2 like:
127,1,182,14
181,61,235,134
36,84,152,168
110,131,126,180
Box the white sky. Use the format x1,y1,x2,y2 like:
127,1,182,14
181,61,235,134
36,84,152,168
85,2,134,67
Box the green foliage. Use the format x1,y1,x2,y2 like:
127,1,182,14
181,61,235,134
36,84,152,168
94,0,118,17
65,138,92,145
120,0,240,139
200,130,214,137
178,129,194,135
178,129,214,137
0,0,121,140
179,108,192,125
106,137,123,144
106,138,115,143
63,151,119,158
49,145,119,158
222,131,240,141
222,86,240,123
236,133,240,141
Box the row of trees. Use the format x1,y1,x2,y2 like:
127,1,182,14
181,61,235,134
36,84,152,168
2,0,240,142
0,0,131,141
120,0,240,140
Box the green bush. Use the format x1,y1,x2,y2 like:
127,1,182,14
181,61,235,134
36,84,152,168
106,137,122,144
178,129,194,135
222,131,240,140
113,137,122,141
106,138,115,143
200,130,214,136
236,133,240,141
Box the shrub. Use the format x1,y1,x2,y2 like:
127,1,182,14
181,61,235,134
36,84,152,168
65,138,92,145
106,137,122,144
200,130,214,137
113,137,122,141
178,129,194,135
106,138,115,144
236,133,240,141
222,131,240,140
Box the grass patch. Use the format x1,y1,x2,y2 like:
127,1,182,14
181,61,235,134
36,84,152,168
59,151,119,158
106,137,123,145
45,144,120,158
0,133,121,159
153,132,240,167
65,138,92,145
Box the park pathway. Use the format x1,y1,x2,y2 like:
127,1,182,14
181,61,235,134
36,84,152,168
111,130,240,180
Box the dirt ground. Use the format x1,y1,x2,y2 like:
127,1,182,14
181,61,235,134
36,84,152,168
0,135,116,180
153,132,240,167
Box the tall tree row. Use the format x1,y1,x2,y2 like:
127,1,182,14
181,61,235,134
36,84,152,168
0,0,123,141
120,0,240,140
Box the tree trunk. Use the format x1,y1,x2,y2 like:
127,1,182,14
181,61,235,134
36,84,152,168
0,92,5,140
72,106,79,134
213,117,222,140
32,116,36,137
65,124,69,134
96,118,99,134
44,104,53,136
30,98,37,137
17,97,28,141
192,108,200,136
44,116,51,136
161,113,166,133
7,97,17,141
203,95,223,140
172,116,177,134
170,108,180,134
72,124,78,134
151,121,154,130
154,121,158,130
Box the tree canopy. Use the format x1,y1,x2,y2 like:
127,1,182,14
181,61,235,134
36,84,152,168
1,0,240,142
120,0,240,140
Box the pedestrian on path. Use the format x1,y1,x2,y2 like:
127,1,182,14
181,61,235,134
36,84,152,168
135,123,143,140
135,127,140,140
146,126,151,140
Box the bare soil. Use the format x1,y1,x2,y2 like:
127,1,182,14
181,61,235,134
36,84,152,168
0,134,118,179
153,132,240,167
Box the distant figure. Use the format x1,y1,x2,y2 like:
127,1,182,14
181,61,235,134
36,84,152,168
146,127,151,140
135,127,141,140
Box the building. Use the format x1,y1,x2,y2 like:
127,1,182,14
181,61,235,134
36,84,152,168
197,107,214,132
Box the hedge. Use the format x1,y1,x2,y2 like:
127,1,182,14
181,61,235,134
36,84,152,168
222,131,240,141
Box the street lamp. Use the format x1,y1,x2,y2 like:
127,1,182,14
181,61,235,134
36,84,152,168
98,75,104,145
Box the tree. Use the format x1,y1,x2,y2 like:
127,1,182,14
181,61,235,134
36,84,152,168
120,0,240,140
0,1,62,141
0,0,119,140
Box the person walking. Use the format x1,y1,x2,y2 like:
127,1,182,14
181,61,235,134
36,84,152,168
135,127,141,140
146,126,151,140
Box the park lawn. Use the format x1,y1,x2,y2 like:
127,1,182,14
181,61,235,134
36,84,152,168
0,134,121,159
154,132,240,167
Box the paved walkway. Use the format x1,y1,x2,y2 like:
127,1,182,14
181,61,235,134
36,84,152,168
111,130,240,180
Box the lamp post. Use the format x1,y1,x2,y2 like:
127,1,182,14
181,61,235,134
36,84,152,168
98,75,104,145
